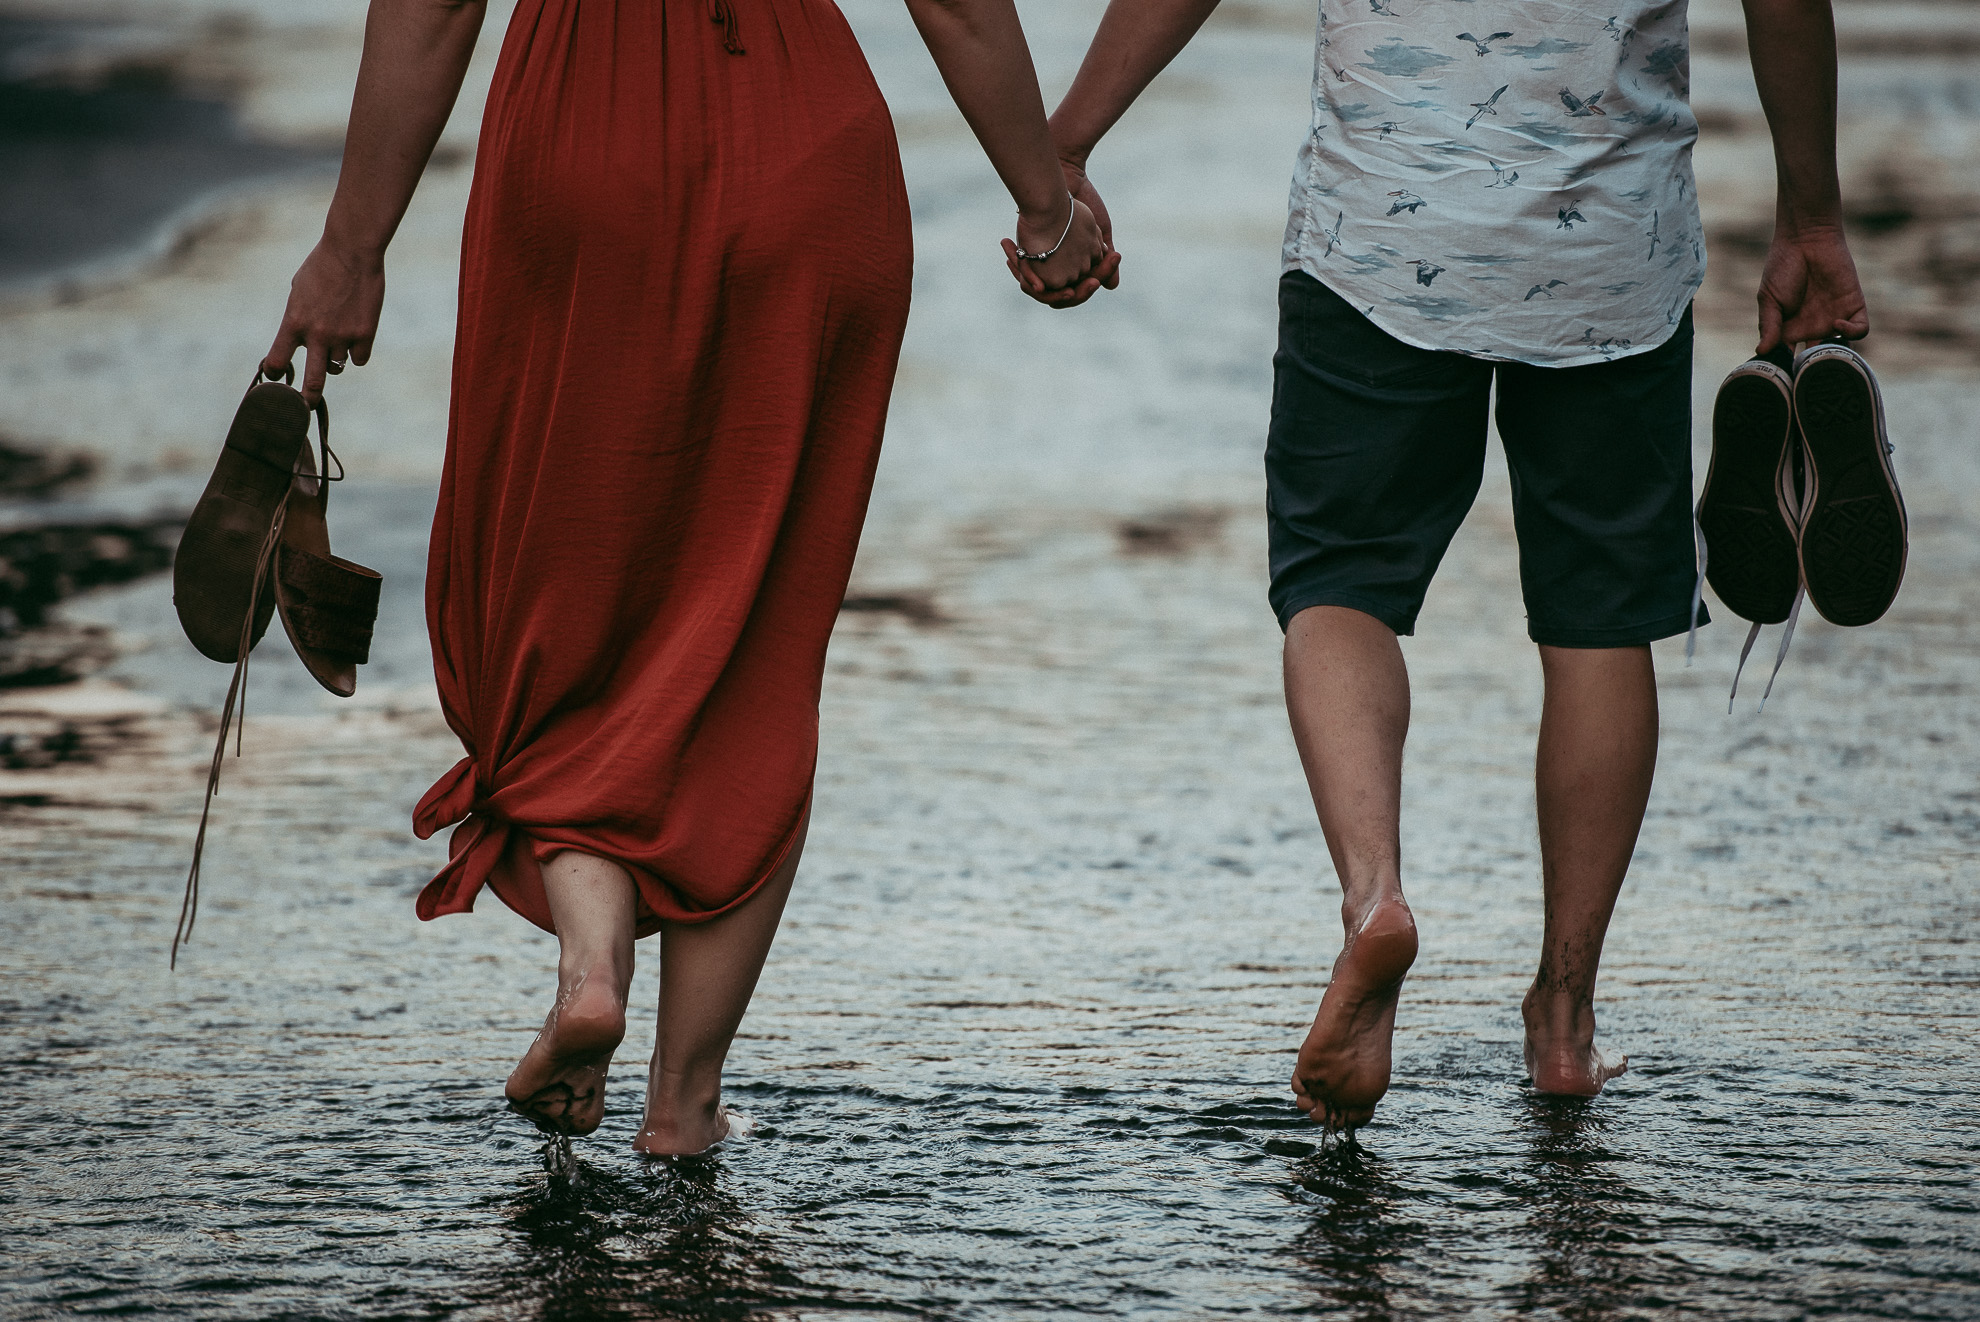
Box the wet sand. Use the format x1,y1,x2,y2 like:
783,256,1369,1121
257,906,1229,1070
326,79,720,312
4,1,1978,1317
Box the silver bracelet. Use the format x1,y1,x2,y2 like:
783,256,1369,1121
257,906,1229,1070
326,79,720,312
1013,195,1076,262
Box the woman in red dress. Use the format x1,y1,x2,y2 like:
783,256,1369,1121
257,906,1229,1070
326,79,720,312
264,0,1111,1153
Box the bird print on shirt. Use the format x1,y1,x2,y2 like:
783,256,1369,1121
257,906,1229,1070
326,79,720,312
1560,87,1607,117
1580,326,1633,356
1466,85,1510,130
1457,31,1514,55
1281,0,1705,365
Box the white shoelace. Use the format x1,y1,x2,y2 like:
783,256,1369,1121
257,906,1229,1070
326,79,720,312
1728,586,1804,713
1693,401,1814,713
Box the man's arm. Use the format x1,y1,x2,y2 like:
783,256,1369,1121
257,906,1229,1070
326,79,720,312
903,0,1111,295
1742,0,1870,351
1049,0,1226,171
1007,0,1223,307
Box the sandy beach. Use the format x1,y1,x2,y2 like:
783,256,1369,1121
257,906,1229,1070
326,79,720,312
4,2,1978,1317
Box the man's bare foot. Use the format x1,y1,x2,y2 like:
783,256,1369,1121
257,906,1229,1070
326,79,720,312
505,968,627,1136
631,1096,734,1156
1292,893,1418,1134
1521,987,1627,1096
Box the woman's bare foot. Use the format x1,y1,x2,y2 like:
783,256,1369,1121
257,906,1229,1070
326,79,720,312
505,968,627,1136
1292,893,1418,1133
1521,987,1627,1096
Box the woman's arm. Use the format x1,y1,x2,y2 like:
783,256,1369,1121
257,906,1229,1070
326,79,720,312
902,0,1114,297
1742,0,1868,350
263,0,487,402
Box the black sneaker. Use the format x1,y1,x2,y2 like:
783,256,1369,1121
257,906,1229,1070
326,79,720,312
1792,344,1907,626
1699,356,1803,626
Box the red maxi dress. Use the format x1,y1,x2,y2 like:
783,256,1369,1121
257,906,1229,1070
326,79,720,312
412,0,912,937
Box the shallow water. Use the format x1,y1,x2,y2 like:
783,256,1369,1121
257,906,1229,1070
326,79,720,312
5,0,1980,1317
9,434,1980,1316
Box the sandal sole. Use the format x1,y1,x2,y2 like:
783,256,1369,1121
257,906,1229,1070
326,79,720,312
172,382,311,662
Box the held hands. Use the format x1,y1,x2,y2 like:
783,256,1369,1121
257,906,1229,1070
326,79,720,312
1756,224,1870,354
1001,164,1121,310
261,239,386,405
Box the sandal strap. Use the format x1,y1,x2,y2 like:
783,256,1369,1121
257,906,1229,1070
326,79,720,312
279,544,380,662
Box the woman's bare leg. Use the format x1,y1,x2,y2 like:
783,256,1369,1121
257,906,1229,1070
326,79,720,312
504,853,638,1135
633,810,809,1156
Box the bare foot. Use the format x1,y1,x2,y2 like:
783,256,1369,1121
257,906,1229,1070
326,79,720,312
505,968,627,1136
631,1097,735,1156
1521,987,1627,1096
1292,894,1418,1134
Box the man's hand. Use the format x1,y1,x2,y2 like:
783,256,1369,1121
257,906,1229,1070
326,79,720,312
1740,0,1866,352
1002,159,1123,309
1756,225,1869,354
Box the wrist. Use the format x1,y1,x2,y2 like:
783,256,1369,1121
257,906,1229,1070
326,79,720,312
1016,191,1072,233
1773,208,1846,243
1774,182,1844,238
1046,115,1096,173
321,216,389,267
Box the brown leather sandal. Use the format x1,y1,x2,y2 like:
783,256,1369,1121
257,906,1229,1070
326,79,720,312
172,367,378,967
274,440,380,698
174,368,324,966
172,368,321,662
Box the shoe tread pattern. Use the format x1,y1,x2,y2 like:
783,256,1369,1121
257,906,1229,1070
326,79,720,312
1700,374,1800,625
1796,359,1906,627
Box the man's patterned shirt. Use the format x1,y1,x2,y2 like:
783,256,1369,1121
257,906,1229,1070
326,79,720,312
1283,0,1705,366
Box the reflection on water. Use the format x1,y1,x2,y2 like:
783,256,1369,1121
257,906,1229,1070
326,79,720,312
503,1146,833,1322
1514,1100,1656,1321
1287,1143,1422,1321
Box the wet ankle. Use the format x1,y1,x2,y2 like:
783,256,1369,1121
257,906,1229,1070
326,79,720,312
645,1059,721,1111
556,956,631,1005
1522,986,1596,1039
639,1092,722,1142
1339,885,1407,935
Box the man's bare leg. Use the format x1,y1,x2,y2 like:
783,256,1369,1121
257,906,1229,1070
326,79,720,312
1283,606,1420,1133
633,811,808,1156
1524,644,1656,1095
505,852,638,1135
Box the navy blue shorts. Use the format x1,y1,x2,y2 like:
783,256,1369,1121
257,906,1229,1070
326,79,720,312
1265,271,1706,648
